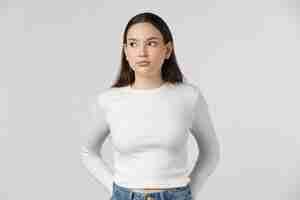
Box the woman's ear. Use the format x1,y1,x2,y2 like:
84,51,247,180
165,42,173,59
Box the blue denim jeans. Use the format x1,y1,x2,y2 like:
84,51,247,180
111,182,193,200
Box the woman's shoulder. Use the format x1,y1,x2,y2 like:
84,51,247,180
173,81,202,96
180,81,208,108
96,85,127,106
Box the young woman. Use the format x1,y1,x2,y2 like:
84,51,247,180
81,12,220,200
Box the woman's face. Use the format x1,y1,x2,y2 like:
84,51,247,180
124,22,172,77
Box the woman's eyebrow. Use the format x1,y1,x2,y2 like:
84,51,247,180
127,36,161,41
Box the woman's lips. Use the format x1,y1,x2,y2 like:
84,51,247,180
136,61,150,66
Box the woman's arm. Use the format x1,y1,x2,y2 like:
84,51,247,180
80,99,114,197
188,89,221,198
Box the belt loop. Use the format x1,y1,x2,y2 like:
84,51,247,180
159,191,164,200
129,191,133,200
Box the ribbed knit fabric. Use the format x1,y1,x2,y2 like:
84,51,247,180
80,81,218,197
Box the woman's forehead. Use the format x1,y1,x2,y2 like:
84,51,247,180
127,23,163,40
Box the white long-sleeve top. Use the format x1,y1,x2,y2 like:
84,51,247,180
80,81,220,198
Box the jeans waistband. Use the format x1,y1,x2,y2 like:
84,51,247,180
112,182,191,200
113,182,190,193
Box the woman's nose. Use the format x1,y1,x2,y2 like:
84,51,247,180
138,44,148,56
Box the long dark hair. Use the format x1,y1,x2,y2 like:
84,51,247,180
110,12,187,88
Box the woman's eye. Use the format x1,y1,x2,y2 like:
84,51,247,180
148,41,157,46
129,42,136,47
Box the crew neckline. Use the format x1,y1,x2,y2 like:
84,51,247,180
125,82,169,93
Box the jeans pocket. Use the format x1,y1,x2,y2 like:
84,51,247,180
171,188,192,200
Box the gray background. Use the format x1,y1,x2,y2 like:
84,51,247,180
1,0,300,200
